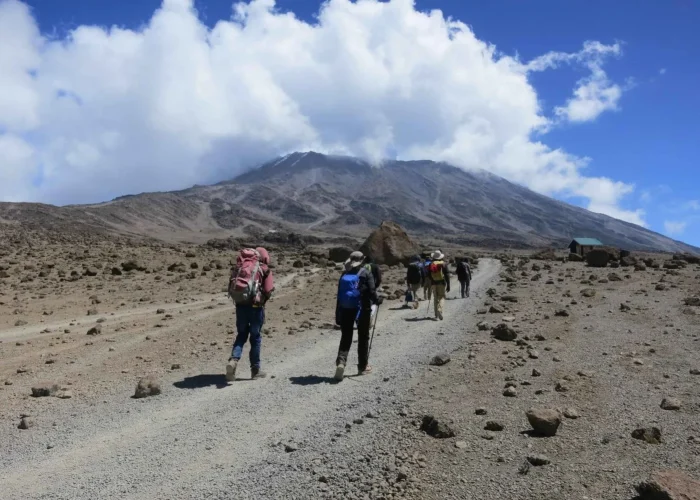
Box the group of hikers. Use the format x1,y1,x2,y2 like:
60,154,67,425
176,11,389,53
224,246,472,383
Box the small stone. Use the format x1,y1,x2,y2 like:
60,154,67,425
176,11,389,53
31,384,59,397
660,398,682,411
503,386,517,397
531,368,541,377
491,324,517,341
485,421,504,432
526,408,561,437
633,358,644,366
171,364,181,370
632,427,662,444
86,325,102,336
285,444,298,453
563,408,580,419
420,415,455,438
527,454,551,466
554,309,570,317
475,407,487,415
18,416,34,430
57,390,73,399
528,350,539,359
429,354,451,366
555,381,569,392
454,441,468,449
133,377,161,398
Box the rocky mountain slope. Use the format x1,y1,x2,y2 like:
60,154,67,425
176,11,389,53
0,151,697,253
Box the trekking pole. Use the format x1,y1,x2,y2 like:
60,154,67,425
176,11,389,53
368,304,380,358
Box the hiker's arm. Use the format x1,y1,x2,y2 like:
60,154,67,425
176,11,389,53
261,268,274,300
364,269,379,305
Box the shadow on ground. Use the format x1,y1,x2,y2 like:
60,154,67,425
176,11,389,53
289,375,339,386
173,374,229,390
404,317,434,322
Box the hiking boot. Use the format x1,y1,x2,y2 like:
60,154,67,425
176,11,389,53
438,312,444,321
225,358,238,382
251,367,267,380
358,365,373,376
334,363,346,381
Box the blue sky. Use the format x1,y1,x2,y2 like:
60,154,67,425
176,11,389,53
7,0,700,246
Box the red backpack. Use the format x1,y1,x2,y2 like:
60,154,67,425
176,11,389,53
228,248,265,304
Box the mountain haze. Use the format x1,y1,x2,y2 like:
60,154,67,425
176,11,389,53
0,152,696,253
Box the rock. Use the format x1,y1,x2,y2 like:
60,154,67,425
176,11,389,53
328,247,353,263
86,325,102,336
121,260,144,272
133,377,161,398
292,260,304,268
57,390,73,399
18,416,34,429
691,368,700,376
429,354,451,366
620,303,631,312
475,407,487,415
491,324,517,341
632,427,662,444
608,273,622,282
420,415,455,438
684,297,700,307
31,384,59,397
157,308,166,314
528,350,540,359
532,368,542,377
501,295,518,303
14,319,28,327
568,253,583,262
489,304,505,314
555,309,570,317
503,387,517,397
485,421,504,432
555,381,569,392
656,284,667,291
660,398,682,411
111,267,122,276
526,408,561,436
454,441,468,449
359,221,421,266
563,408,580,419
633,358,644,366
171,364,182,370
477,321,491,331
581,288,596,298
527,454,551,466
635,470,700,500
586,249,610,268
285,444,298,453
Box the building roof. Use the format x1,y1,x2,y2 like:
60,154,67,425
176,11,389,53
571,238,603,246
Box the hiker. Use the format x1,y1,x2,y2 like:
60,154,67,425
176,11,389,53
405,254,423,308
226,247,274,382
335,251,382,381
421,255,432,301
428,250,451,321
456,258,472,298
364,257,382,290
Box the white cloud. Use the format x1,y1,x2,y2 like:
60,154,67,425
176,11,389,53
0,0,641,225
664,220,687,236
659,68,667,75
686,200,700,211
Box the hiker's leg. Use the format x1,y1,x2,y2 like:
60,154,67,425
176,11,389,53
336,308,355,366
436,284,446,318
466,279,471,297
232,305,251,360
357,308,371,370
432,286,439,317
248,307,264,369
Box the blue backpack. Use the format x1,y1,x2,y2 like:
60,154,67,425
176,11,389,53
338,272,361,310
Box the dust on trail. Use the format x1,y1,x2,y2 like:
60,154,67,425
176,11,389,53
0,259,501,500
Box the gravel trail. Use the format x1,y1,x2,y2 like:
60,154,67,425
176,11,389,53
0,259,501,500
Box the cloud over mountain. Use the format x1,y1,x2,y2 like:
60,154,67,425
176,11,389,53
0,0,643,225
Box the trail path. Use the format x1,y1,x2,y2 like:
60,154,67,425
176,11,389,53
0,259,501,500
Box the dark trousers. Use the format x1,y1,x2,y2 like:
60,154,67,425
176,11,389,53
336,307,371,370
232,305,264,368
459,279,470,298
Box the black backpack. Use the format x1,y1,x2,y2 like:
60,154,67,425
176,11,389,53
407,262,423,285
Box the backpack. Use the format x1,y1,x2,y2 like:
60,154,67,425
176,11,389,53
429,260,445,282
407,262,423,285
338,271,361,310
228,248,264,304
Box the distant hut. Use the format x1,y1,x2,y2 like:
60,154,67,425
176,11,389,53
568,238,603,257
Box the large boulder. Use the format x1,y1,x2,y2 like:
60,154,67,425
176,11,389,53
673,252,700,265
586,249,610,268
328,247,353,263
635,470,700,500
359,221,420,266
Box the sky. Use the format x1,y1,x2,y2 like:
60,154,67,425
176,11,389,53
1,0,698,246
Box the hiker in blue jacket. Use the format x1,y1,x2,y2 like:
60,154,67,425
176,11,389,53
335,251,381,381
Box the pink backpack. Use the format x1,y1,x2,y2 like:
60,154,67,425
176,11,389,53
228,248,265,304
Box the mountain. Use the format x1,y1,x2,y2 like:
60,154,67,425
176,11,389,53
0,151,697,253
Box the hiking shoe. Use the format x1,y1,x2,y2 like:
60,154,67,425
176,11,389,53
251,367,267,380
225,358,238,382
438,312,444,321
358,365,373,376
334,363,346,381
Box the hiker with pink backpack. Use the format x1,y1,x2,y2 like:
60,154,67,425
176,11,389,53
226,247,274,382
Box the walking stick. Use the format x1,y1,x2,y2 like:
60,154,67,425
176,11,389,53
368,304,380,358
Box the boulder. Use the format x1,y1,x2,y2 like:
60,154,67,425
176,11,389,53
684,297,700,307
526,408,561,436
328,247,353,263
429,354,451,366
635,470,700,500
491,324,517,341
632,427,662,444
673,253,700,265
359,221,420,266
530,249,557,261
586,249,610,268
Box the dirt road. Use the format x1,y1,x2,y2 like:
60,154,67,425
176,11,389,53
0,259,501,500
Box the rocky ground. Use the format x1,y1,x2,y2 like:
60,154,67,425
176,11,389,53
1,234,699,499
